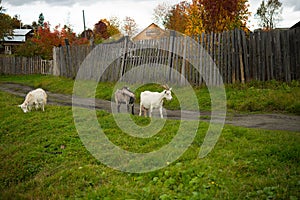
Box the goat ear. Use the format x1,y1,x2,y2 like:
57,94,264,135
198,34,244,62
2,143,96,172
169,88,172,91
18,105,21,107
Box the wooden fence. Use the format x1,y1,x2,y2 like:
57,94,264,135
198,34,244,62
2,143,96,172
52,45,93,77
1,28,299,85
0,56,53,75
52,28,300,85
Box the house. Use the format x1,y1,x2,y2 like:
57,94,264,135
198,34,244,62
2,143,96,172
290,21,300,29
1,29,33,54
132,23,167,41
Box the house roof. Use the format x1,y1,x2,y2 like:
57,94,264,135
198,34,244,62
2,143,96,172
3,29,33,43
13,29,32,35
132,23,166,41
290,21,300,29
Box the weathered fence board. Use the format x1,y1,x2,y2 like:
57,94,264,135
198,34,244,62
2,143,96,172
1,29,299,85
0,56,52,75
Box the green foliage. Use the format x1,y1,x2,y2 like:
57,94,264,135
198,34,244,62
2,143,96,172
0,12,14,40
0,90,299,199
14,40,40,57
38,13,44,27
0,2,24,38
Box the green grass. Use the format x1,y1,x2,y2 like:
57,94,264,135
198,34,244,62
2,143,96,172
1,75,299,114
0,90,299,199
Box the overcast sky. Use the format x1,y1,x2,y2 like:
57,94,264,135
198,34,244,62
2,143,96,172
2,0,300,34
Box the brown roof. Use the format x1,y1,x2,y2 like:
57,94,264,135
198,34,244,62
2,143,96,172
132,23,167,41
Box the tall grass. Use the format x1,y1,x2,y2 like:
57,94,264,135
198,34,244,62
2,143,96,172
0,90,299,199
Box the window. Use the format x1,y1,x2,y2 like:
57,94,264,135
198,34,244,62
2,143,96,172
5,46,12,54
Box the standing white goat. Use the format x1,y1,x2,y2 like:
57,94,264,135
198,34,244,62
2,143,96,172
114,87,135,114
19,88,47,113
139,85,172,118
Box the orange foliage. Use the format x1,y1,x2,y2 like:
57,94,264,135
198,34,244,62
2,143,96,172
19,22,89,59
165,1,189,34
196,0,250,33
185,0,205,36
164,0,250,35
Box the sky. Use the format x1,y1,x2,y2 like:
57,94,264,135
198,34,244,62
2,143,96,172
2,0,300,34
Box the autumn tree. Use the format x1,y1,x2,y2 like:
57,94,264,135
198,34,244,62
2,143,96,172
165,1,190,34
11,15,22,29
153,2,172,28
16,22,88,59
94,20,109,42
81,29,94,40
31,21,39,31
122,16,138,37
162,0,250,34
0,1,14,40
185,0,204,36
256,0,282,30
107,16,121,36
93,18,121,43
196,0,250,33
15,22,58,59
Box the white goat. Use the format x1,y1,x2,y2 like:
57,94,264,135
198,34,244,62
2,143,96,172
19,88,47,113
114,87,135,114
139,85,172,118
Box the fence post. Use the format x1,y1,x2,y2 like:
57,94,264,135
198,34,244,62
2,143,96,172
282,30,291,82
119,36,128,77
241,30,249,82
181,35,187,85
237,29,245,83
168,30,176,82
52,47,60,76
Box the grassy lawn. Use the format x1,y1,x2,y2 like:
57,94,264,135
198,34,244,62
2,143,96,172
0,87,299,199
0,74,299,114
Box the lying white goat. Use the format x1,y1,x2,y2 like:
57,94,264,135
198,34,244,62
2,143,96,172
139,85,172,118
19,88,47,113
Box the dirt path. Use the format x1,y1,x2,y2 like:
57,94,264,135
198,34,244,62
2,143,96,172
1,82,299,132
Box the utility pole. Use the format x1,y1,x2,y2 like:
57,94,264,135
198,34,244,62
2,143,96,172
19,15,21,29
82,10,87,38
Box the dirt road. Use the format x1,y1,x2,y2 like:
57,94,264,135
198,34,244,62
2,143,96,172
1,82,299,132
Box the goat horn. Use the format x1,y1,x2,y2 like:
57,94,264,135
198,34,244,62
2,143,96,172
162,84,169,90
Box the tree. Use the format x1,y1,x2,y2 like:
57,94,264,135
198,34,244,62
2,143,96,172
153,2,172,28
31,21,39,31
122,16,138,37
30,22,61,59
0,0,14,40
107,16,121,36
165,1,190,34
93,20,109,43
81,29,94,40
11,15,22,29
15,22,88,59
88,18,121,44
156,0,250,34
256,0,282,30
196,0,250,33
38,13,44,27
185,0,205,36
